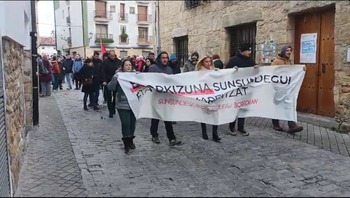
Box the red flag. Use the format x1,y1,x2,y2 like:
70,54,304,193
100,39,107,54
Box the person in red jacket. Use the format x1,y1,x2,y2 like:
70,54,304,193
51,56,61,92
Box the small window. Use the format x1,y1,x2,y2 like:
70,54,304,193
129,7,135,14
110,5,116,13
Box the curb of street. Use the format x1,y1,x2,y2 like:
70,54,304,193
297,112,349,132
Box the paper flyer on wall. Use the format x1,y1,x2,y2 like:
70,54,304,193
300,33,317,63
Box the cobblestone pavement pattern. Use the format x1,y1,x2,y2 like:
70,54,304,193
15,96,87,197
16,87,350,197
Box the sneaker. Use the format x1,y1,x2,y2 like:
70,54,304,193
93,106,100,111
67,88,71,90
84,106,88,111
228,130,237,136
238,129,249,136
152,137,160,144
88,103,94,107
169,139,182,146
108,114,113,118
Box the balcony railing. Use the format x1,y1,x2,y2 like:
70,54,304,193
118,13,128,22
137,36,152,45
119,36,129,45
137,14,152,24
94,10,113,21
95,33,114,44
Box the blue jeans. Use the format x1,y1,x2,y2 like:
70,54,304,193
52,73,59,90
65,73,73,89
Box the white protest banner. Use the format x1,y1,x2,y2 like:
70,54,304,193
117,65,305,125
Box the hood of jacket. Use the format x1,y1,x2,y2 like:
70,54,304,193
196,56,215,71
278,45,292,59
155,51,169,67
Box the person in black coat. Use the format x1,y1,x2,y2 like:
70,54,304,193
90,52,103,109
80,58,97,111
226,43,258,137
102,50,122,117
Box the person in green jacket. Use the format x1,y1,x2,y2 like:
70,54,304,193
108,60,137,154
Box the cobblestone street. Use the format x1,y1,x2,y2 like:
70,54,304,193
16,88,350,197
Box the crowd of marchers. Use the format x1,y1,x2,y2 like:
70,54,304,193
37,43,305,154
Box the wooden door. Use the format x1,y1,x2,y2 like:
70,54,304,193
294,8,335,117
138,5,147,21
318,9,335,116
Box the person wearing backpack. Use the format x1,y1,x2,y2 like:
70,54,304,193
39,54,53,97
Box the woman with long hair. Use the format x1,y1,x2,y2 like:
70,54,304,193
107,60,137,154
196,56,221,143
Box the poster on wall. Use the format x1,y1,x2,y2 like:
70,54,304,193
300,33,317,63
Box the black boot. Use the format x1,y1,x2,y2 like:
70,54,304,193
212,131,221,143
129,136,136,149
201,123,209,140
122,138,130,154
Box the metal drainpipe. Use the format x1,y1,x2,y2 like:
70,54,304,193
81,0,86,58
30,0,39,126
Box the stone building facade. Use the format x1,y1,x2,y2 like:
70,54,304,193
159,1,350,121
0,1,33,196
2,37,33,193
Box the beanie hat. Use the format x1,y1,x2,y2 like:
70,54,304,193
169,53,177,61
239,43,251,52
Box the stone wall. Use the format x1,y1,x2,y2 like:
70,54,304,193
159,1,350,120
23,50,32,132
2,37,31,191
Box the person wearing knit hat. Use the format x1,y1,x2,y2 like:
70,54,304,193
225,42,258,137
169,53,181,74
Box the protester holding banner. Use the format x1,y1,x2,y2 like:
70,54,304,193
196,56,221,142
107,60,137,154
225,43,258,136
269,46,304,133
148,51,182,146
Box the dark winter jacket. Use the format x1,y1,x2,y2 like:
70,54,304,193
92,58,103,85
79,64,96,93
62,58,74,73
102,57,122,83
148,51,173,74
226,53,256,69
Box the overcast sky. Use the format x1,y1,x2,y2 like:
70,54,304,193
38,0,55,37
